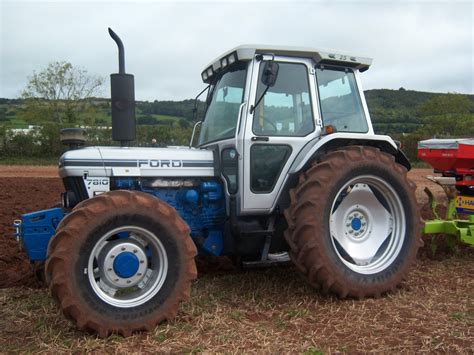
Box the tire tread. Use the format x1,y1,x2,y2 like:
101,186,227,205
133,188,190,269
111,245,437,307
284,146,421,298
45,190,197,337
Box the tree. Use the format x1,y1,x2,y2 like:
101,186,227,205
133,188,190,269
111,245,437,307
21,61,104,124
416,93,473,137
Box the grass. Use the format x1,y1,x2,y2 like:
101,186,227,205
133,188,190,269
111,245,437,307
0,254,473,353
9,118,28,126
150,114,183,122
1,108,183,129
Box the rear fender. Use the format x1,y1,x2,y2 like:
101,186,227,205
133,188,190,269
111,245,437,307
274,134,411,212
288,133,410,174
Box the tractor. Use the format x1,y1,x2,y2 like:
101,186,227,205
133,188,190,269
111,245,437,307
13,29,421,336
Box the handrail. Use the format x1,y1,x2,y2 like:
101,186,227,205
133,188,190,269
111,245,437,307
189,121,202,148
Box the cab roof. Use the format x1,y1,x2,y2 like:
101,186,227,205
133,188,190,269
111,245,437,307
201,44,373,83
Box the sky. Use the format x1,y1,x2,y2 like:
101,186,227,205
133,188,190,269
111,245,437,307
1,0,473,101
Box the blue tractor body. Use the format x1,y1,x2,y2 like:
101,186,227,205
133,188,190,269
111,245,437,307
15,208,64,261
17,179,227,261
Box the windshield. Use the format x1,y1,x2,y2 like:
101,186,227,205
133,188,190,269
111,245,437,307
198,63,247,146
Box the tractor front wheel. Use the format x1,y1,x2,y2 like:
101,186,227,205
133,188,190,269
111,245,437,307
284,146,422,298
45,190,197,336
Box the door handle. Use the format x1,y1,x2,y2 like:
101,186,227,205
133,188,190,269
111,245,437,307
251,136,269,142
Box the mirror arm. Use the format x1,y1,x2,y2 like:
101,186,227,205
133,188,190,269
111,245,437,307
250,85,270,114
192,85,210,123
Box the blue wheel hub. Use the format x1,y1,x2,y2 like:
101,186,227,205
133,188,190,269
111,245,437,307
113,252,139,278
351,217,362,231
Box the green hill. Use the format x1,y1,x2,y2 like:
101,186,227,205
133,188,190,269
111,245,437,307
366,89,473,134
1,89,472,136
1,89,473,164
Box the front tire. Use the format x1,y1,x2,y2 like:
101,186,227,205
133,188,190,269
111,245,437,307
45,190,197,336
284,146,422,298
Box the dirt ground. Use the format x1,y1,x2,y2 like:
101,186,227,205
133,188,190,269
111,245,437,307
0,166,62,288
0,165,58,178
0,166,472,352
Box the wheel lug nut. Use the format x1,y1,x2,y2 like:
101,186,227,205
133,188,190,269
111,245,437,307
133,249,138,253
107,268,112,271
126,280,131,284
110,255,115,259
140,260,145,264
121,247,126,251
137,273,142,276
114,278,119,282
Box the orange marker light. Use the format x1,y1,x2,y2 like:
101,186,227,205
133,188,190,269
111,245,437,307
325,125,335,135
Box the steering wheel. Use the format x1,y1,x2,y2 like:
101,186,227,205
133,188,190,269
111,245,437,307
255,116,277,133
216,126,236,139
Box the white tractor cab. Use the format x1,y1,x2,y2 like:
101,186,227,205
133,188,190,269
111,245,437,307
194,45,410,215
16,32,419,337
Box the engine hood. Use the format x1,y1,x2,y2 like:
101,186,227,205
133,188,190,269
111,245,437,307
58,146,215,178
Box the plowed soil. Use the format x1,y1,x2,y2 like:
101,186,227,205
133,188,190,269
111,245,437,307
0,166,61,288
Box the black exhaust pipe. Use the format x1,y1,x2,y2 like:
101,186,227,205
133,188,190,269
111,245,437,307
108,27,135,146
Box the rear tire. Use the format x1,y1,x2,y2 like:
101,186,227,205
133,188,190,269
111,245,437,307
284,146,422,298
45,190,197,336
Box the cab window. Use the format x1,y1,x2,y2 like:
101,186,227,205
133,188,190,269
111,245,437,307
316,67,368,133
253,62,314,136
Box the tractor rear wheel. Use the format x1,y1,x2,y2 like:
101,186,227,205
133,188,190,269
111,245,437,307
284,146,422,298
45,190,197,336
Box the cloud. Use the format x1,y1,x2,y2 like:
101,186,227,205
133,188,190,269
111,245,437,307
1,0,472,100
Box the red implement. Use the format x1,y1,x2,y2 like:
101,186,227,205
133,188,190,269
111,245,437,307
418,138,474,189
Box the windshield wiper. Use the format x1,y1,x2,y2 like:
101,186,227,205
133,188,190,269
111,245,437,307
250,55,279,114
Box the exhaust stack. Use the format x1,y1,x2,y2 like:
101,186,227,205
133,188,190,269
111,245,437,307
108,28,136,145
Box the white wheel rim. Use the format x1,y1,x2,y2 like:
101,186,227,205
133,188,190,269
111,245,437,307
87,226,168,308
329,175,406,274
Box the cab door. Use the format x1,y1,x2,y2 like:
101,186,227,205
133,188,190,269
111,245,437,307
240,56,321,214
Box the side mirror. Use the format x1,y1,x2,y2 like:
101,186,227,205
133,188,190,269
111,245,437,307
261,61,279,87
